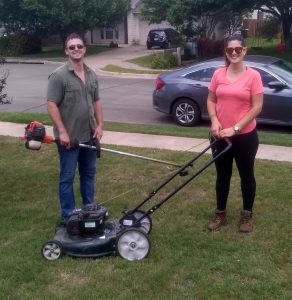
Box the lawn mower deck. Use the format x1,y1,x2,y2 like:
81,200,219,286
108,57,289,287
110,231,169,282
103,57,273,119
42,208,152,261
44,220,118,259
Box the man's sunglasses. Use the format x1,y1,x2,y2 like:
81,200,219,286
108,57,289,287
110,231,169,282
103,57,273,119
225,47,244,55
67,44,84,51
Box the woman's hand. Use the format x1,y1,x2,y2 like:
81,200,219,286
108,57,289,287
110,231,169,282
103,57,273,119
211,116,222,138
219,127,235,138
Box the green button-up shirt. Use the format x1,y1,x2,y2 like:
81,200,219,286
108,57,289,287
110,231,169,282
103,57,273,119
47,63,99,143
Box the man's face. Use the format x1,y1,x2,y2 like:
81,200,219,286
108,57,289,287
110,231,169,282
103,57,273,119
65,38,86,61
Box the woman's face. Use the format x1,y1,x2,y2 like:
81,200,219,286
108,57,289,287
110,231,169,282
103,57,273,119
225,40,247,64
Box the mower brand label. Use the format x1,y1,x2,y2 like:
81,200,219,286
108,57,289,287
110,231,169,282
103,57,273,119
84,221,96,228
123,219,133,226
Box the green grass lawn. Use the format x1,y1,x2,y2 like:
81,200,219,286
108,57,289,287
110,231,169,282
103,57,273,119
0,135,291,299
102,64,161,74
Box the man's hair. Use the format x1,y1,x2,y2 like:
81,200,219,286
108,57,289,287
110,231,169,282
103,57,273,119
65,33,85,48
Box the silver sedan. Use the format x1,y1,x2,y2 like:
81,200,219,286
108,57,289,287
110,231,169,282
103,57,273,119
153,55,292,127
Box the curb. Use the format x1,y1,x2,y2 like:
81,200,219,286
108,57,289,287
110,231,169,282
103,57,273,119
4,58,64,66
95,68,158,79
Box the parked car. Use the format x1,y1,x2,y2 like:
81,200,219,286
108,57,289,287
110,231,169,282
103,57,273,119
153,55,292,127
146,28,180,50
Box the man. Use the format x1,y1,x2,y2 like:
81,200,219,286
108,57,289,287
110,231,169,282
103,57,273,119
47,33,104,222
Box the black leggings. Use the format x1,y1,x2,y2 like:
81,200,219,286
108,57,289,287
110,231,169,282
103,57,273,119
212,129,259,211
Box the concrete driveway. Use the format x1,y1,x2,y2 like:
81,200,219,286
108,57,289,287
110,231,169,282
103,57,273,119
84,44,159,74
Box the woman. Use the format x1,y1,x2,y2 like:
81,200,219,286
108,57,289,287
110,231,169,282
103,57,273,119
207,35,264,232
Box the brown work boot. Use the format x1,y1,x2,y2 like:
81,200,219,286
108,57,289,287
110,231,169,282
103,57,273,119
239,210,253,233
208,209,227,230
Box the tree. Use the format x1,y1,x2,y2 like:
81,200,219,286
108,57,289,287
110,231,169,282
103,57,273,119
142,0,251,39
226,0,292,46
0,57,11,105
254,0,292,46
261,16,281,40
0,0,130,43
142,0,292,46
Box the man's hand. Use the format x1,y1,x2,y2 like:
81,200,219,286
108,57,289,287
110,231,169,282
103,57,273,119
93,126,103,141
59,130,71,149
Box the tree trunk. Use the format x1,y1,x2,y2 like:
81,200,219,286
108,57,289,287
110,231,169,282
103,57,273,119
281,16,292,48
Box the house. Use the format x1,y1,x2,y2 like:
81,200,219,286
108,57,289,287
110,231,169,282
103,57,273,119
85,0,172,46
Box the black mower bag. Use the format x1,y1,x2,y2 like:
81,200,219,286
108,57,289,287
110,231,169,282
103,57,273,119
66,203,108,236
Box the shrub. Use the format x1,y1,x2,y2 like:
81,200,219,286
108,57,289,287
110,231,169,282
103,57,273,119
0,34,42,56
276,43,286,52
150,52,178,69
109,41,118,48
197,39,224,59
0,57,11,104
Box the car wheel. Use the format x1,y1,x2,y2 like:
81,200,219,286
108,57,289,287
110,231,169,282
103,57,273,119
172,98,201,126
147,42,151,50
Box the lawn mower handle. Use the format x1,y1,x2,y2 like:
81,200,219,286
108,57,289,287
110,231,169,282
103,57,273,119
120,137,232,226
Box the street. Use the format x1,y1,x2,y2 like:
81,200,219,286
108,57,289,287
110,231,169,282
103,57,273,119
1,63,173,125
2,63,291,134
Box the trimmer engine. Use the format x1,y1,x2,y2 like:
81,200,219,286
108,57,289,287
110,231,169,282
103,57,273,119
22,121,54,150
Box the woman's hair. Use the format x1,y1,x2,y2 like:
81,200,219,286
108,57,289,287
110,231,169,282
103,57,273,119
224,34,246,66
65,33,85,48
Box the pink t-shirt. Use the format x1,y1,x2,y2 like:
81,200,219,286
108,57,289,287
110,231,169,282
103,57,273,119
209,67,264,134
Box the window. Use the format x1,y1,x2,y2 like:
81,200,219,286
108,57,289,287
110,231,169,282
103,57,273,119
254,68,277,87
185,67,216,82
100,28,119,40
105,29,114,39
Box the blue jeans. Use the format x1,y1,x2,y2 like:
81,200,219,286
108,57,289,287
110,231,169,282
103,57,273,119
57,140,97,219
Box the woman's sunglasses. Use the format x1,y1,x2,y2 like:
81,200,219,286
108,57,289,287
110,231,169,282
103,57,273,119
67,44,84,51
225,47,243,55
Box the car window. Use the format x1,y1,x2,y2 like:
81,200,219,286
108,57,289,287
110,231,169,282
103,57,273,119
150,31,164,38
185,67,216,82
253,68,277,87
266,60,292,84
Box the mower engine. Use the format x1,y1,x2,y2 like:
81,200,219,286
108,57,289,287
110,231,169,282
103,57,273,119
66,203,109,237
23,121,54,150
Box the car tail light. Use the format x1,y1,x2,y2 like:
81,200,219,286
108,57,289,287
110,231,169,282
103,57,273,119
155,77,165,90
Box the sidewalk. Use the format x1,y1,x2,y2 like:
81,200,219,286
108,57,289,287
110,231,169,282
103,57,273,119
1,121,291,163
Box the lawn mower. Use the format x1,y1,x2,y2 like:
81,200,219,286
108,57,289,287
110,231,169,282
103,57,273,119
22,121,231,261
